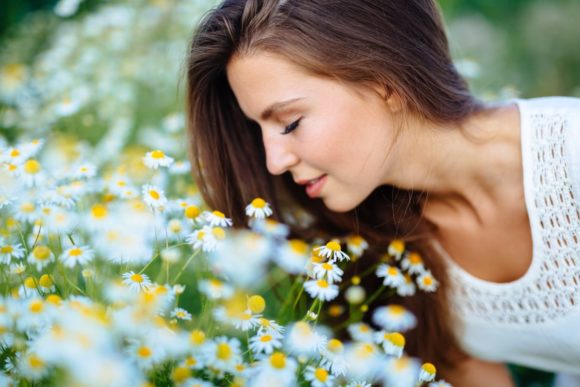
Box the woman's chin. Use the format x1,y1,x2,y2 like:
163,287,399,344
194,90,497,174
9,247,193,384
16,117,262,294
322,197,360,213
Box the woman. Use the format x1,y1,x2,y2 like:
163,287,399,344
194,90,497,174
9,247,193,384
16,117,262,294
185,0,580,385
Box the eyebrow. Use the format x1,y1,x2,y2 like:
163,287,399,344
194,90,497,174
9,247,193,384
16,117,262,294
260,97,304,121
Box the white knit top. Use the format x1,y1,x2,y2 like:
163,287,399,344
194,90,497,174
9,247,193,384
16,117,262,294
432,97,580,377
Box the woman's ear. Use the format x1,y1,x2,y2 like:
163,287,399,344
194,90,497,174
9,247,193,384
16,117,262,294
371,83,404,113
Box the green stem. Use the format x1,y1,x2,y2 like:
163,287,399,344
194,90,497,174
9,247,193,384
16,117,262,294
172,250,200,284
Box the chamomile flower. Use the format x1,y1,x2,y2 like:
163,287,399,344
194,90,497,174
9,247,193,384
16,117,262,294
320,338,348,377
169,160,191,174
304,279,339,301
27,245,55,271
376,264,405,287
0,241,25,264
245,197,273,219
21,159,46,187
249,332,283,355
250,352,298,387
231,309,261,331
143,149,174,169
70,162,97,179
171,307,192,321
396,274,417,297
417,270,439,292
142,184,167,210
401,252,425,275
348,323,375,342
429,380,452,387
250,218,290,238
346,235,369,257
38,274,56,292
257,318,285,337
314,240,350,262
374,331,405,358
203,336,242,373
122,271,153,292
198,279,234,300
202,210,233,227
275,239,310,274
388,239,406,260
187,226,226,252
59,245,94,268
18,351,49,380
372,305,417,332
13,198,40,223
419,363,437,383
128,340,166,370
382,356,421,387
345,382,371,387
304,365,335,387
285,321,327,356
312,261,344,284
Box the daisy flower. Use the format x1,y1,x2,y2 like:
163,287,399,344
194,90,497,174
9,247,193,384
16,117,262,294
245,197,273,219
374,331,405,358
419,363,437,383
183,204,201,221
250,218,290,239
21,159,46,187
249,332,283,355
122,271,153,292
143,149,174,169
70,162,97,179
231,309,261,331
396,274,417,297
202,336,242,373
312,261,344,284
345,382,371,387
257,318,285,337
170,307,192,321
376,264,405,288
346,235,369,257
202,210,233,227
382,357,421,387
304,279,339,301
187,226,226,252
13,198,39,223
142,184,167,211
417,270,439,292
304,365,335,387
59,245,94,268
320,338,348,377
128,340,166,370
314,240,350,262
18,351,49,380
401,252,425,275
372,305,417,332
198,278,234,300
348,323,375,342
251,352,298,387
429,380,452,387
388,239,405,260
169,160,191,175
274,239,310,274
285,321,327,356
38,274,55,292
27,245,55,271
0,242,25,264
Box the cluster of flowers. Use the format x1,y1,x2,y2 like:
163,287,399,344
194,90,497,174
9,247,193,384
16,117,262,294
0,135,453,386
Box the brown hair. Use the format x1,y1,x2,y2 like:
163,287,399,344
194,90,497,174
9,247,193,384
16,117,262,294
186,0,482,370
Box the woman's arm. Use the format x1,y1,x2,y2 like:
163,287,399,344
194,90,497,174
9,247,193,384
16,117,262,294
440,357,516,387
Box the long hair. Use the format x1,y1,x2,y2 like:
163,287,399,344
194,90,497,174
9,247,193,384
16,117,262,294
186,0,482,369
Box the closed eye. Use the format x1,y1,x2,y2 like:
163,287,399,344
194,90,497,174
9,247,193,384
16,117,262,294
281,118,301,135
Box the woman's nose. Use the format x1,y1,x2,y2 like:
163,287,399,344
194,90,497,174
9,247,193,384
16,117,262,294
262,132,299,175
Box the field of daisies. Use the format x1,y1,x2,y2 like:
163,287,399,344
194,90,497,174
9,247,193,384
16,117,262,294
0,1,447,386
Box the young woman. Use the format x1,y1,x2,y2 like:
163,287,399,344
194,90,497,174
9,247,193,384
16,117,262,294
185,0,580,385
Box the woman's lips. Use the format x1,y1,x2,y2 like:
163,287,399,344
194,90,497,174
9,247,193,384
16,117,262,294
304,174,327,198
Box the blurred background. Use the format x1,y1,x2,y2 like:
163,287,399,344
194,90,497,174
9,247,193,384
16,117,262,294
1,1,577,385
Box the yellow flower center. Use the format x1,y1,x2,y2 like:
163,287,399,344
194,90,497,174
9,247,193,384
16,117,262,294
131,273,144,283
21,202,34,213
409,252,423,264
422,362,436,374
91,204,107,219
190,330,206,345
29,300,44,313
423,276,433,286
322,263,333,271
247,295,266,314
10,149,20,157
260,335,272,343
389,239,405,253
32,246,51,260
388,267,399,276
137,346,152,358
46,294,62,305
39,274,53,287
216,343,232,360
69,247,82,257
171,366,190,383
270,352,286,369
351,275,361,285
289,239,308,254
184,205,200,219
151,150,165,159
24,277,37,289
314,368,328,382
317,280,329,288
148,189,160,200
23,159,41,175
327,339,343,353
349,235,364,246
326,241,341,252
387,332,406,347
212,210,225,218
212,227,226,240
1,246,13,254
28,354,44,369
251,198,266,208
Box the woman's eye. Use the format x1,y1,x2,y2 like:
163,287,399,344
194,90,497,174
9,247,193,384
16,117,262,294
281,118,301,135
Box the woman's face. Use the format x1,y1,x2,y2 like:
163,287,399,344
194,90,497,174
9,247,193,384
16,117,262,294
226,51,401,212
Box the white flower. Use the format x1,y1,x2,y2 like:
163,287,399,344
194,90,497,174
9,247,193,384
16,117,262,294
417,270,439,292
143,149,174,169
21,159,46,187
381,356,421,387
346,235,369,257
27,246,55,271
284,321,326,356
186,226,226,252
274,239,310,274
249,352,297,387
202,336,242,373
170,307,192,321
374,331,405,358
198,278,234,300
419,363,437,383
429,380,452,387
142,184,168,210
245,197,273,219
250,218,290,239
388,239,406,260
347,323,375,342
396,273,417,297
0,242,25,264
121,271,153,292
169,160,191,175
249,332,283,355
314,240,350,262
312,261,344,283
59,245,94,268
18,351,49,380
70,162,97,179
345,382,371,387
401,252,425,275
304,279,339,301
376,264,405,287
304,365,335,387
320,338,348,377
202,210,233,227
257,318,285,337
372,305,417,332
128,340,166,370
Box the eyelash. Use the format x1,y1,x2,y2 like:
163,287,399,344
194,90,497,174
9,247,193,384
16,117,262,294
281,118,301,135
